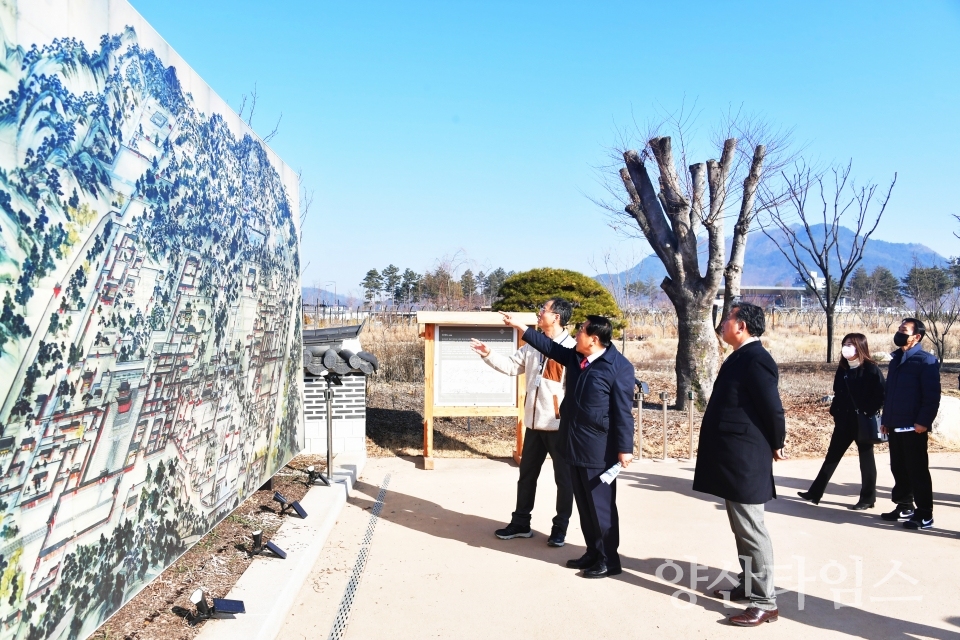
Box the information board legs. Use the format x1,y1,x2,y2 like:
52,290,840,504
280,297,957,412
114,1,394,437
422,417,435,470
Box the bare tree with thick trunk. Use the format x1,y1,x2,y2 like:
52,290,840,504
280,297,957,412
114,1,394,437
615,138,767,409
759,162,896,362
598,109,796,410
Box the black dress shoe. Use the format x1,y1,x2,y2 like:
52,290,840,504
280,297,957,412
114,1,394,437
565,554,595,569
583,562,609,579
729,607,779,627
847,501,875,510
797,491,819,505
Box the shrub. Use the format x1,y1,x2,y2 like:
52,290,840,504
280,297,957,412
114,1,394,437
493,268,621,326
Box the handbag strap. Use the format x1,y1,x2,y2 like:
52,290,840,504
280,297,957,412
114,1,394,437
842,372,865,415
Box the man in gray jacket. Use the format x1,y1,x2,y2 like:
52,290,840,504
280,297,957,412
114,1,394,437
470,298,576,546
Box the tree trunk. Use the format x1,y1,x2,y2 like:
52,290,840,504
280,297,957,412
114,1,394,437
666,285,719,410
825,309,835,363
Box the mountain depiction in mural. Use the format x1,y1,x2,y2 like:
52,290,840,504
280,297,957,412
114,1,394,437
0,8,301,639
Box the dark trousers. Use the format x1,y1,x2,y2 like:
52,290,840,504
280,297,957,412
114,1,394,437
807,415,876,503
889,430,933,518
511,428,573,531
570,465,620,570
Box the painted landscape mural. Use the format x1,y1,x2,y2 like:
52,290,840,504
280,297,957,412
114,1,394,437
0,1,303,637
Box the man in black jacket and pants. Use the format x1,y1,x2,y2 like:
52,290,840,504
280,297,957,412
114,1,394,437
880,318,941,530
501,312,635,578
694,303,786,627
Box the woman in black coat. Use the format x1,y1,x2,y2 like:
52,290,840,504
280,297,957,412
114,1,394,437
798,333,885,510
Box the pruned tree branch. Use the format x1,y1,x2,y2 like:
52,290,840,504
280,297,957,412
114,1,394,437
720,144,766,325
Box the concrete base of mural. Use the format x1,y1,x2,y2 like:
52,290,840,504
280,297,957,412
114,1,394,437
195,451,366,640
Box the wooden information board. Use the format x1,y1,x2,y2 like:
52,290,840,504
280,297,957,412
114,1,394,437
417,311,538,470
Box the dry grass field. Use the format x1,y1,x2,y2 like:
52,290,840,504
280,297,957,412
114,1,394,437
359,318,960,461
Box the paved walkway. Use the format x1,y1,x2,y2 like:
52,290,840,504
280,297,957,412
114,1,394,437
281,453,960,639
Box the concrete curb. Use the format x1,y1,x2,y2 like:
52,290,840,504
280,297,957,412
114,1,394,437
196,452,366,640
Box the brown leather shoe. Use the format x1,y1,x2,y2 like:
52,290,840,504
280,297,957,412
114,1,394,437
729,607,778,627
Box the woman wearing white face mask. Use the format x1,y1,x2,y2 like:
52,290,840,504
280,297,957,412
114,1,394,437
798,333,886,510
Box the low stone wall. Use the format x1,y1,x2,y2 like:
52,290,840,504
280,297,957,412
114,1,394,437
303,372,367,455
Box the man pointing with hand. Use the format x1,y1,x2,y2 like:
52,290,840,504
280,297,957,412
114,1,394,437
500,311,635,578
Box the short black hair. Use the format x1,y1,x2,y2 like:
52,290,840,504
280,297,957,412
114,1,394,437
902,317,926,340
547,297,573,327
583,315,613,347
731,302,765,337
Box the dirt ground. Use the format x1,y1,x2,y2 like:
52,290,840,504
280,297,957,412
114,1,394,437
366,361,960,461
89,456,327,640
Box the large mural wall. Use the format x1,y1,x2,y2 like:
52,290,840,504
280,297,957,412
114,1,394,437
0,1,303,637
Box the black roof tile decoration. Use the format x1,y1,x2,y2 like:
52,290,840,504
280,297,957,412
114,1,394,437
302,321,376,377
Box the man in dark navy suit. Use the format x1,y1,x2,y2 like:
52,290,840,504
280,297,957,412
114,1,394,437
501,312,635,579
694,302,786,627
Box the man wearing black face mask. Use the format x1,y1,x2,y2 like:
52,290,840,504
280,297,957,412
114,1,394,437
879,318,941,530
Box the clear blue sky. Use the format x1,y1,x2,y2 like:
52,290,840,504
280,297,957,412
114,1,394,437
129,0,960,301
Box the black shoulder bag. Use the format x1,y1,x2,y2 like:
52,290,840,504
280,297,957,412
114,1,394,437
843,372,887,444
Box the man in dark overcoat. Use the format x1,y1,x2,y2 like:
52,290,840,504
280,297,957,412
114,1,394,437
694,302,786,627
500,312,635,579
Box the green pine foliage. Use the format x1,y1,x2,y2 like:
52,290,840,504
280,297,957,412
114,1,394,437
493,268,621,325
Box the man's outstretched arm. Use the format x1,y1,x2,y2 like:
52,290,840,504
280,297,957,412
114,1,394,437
469,338,526,376
500,311,579,369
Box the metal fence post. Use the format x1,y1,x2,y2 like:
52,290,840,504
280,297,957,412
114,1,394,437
634,380,649,463
635,388,642,460
656,392,675,463
325,383,334,482
683,390,696,462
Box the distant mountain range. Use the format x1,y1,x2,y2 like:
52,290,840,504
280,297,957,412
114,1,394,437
302,287,358,306
604,224,947,286
302,287,330,304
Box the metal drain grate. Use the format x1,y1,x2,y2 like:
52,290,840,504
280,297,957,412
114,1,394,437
327,474,391,640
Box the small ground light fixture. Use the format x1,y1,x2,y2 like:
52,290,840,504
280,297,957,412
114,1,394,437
190,589,211,621
189,588,245,623
273,490,308,518
251,529,287,559
306,465,329,486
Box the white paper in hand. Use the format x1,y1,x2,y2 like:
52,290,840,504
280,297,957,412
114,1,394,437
599,462,622,484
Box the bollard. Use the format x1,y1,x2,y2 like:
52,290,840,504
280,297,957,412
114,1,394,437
656,391,675,463
634,380,649,463
634,388,642,459
684,390,696,462
324,386,334,483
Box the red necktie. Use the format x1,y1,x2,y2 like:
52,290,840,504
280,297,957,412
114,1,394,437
580,358,589,370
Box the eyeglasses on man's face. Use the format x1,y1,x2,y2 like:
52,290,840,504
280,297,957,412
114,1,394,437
537,305,556,316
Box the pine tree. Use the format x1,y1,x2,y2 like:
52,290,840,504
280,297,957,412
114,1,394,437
361,269,383,304
460,269,477,307
400,269,421,303
381,264,401,304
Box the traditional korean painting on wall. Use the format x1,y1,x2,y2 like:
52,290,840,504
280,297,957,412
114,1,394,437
0,0,303,637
